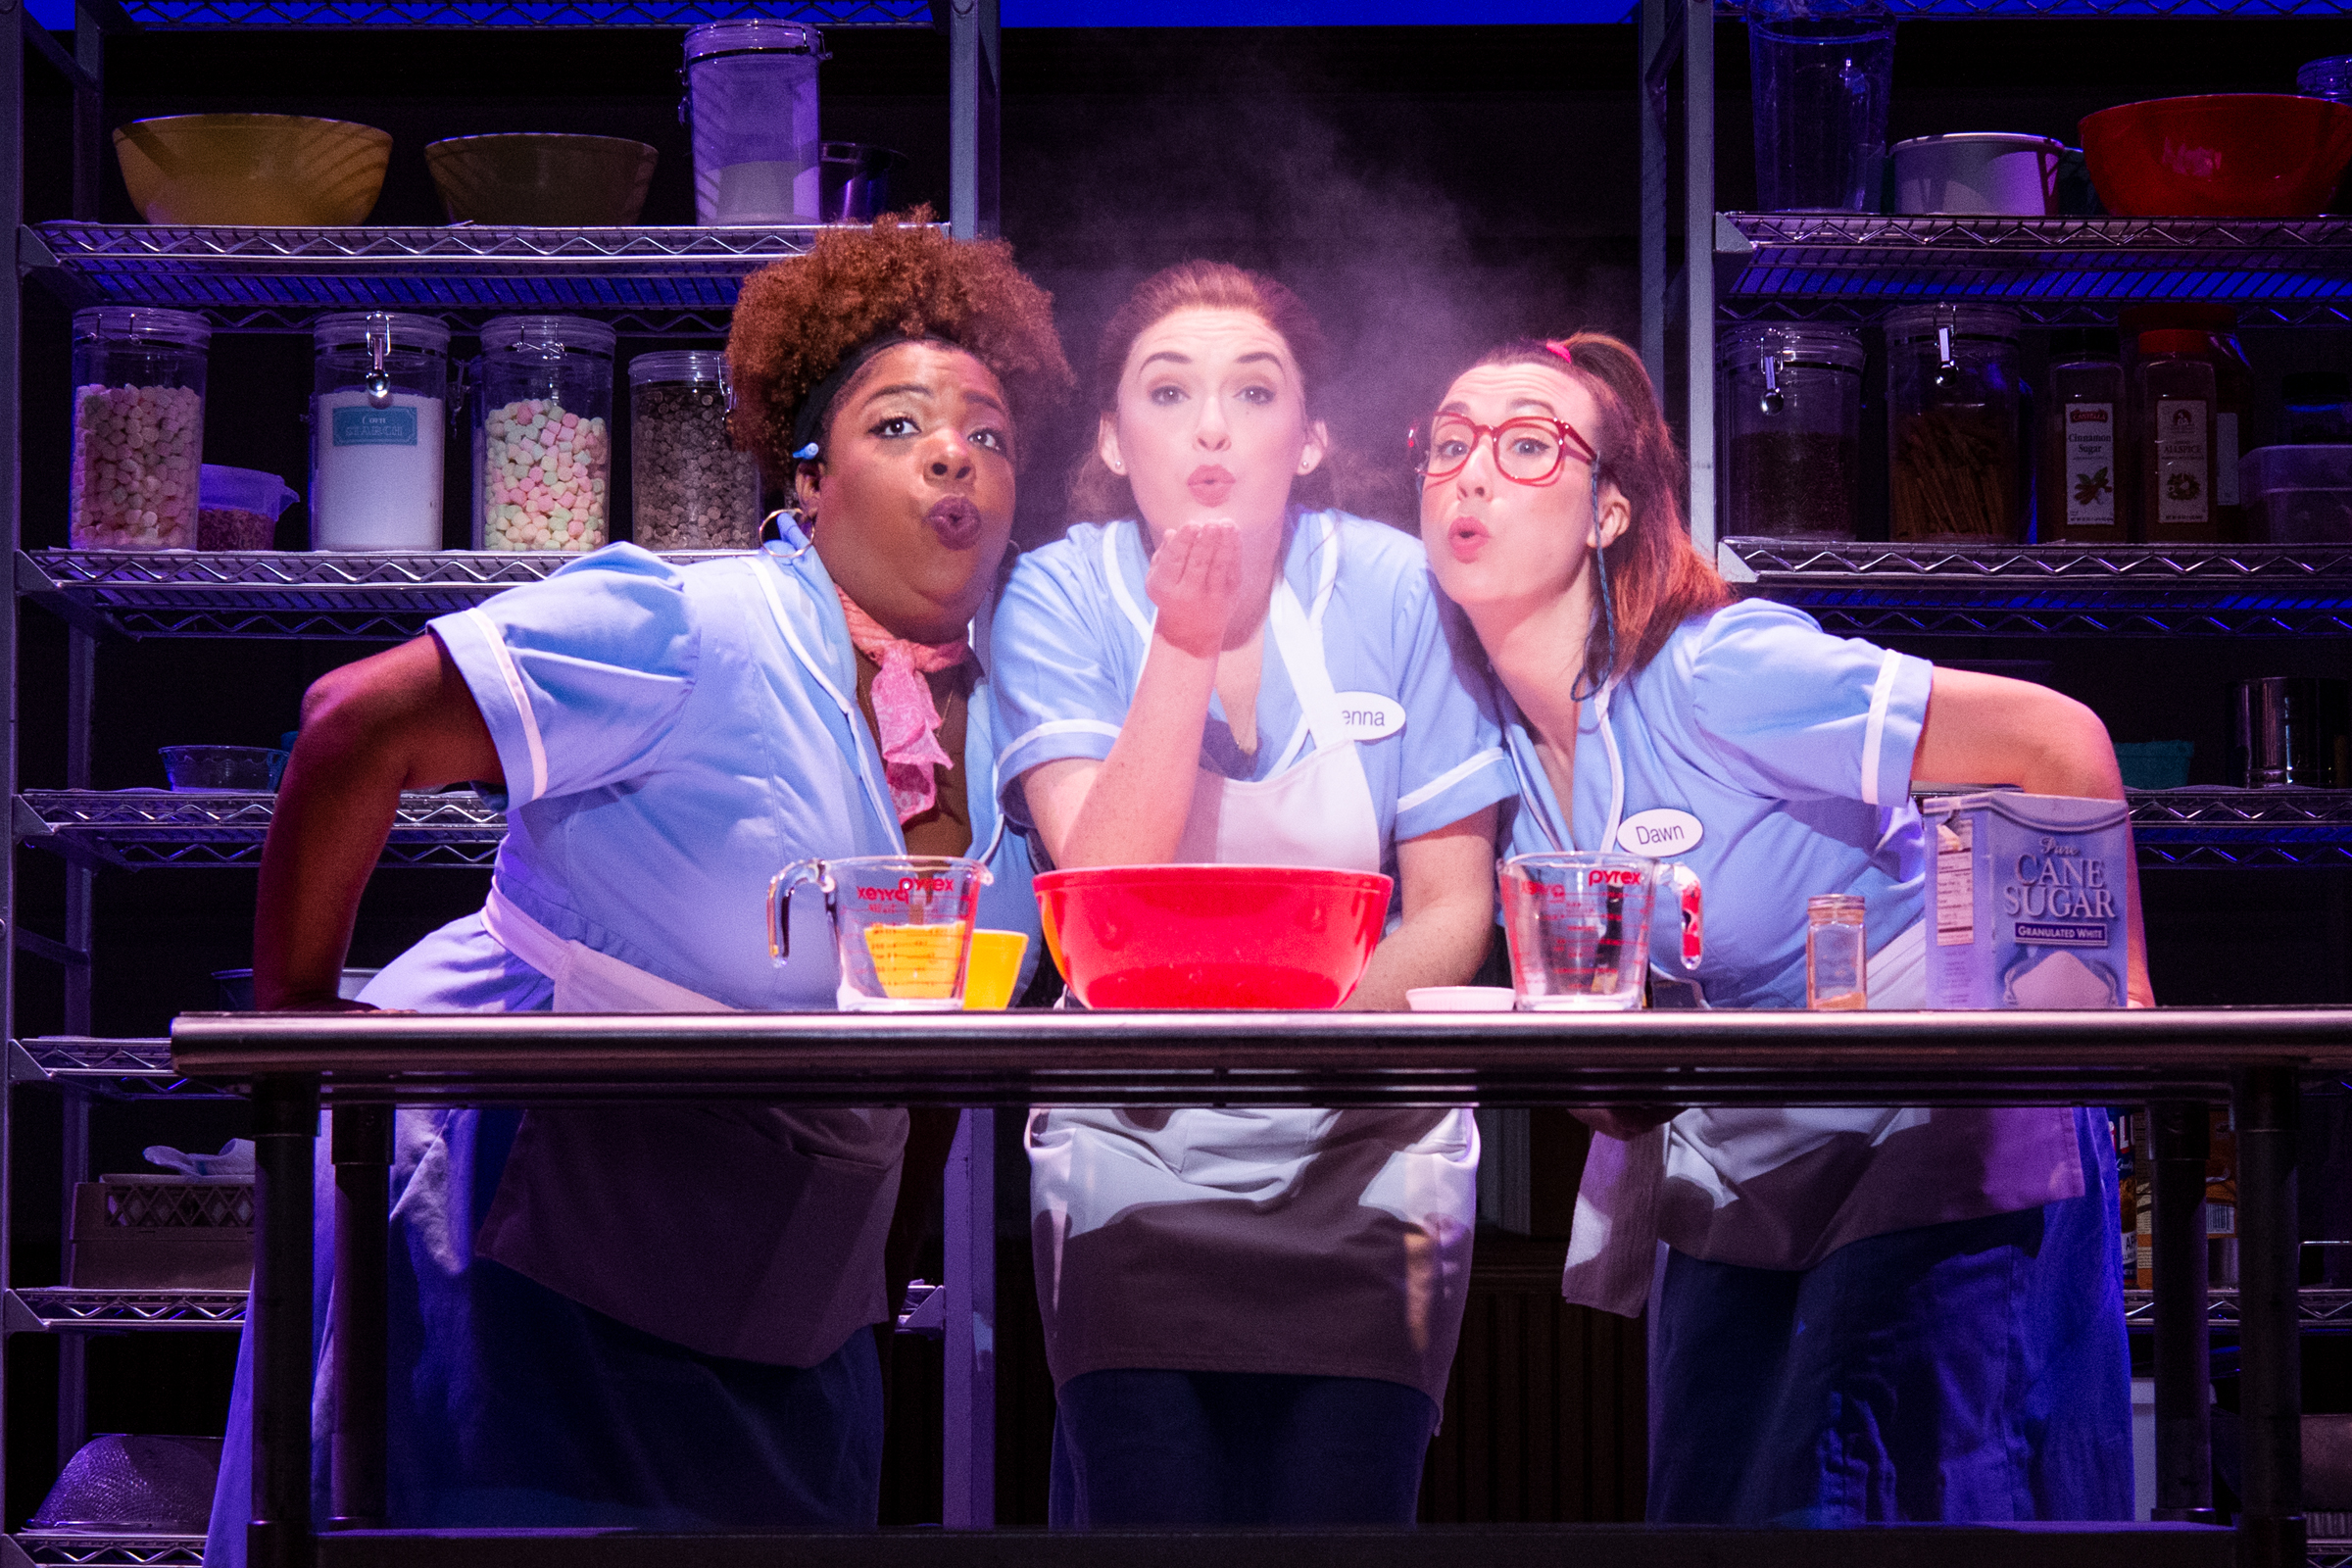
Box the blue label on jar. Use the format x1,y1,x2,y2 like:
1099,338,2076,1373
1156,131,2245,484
332,406,417,447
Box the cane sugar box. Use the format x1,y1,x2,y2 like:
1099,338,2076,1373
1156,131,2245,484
1923,790,2133,1009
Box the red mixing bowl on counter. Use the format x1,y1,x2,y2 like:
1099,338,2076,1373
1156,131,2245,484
2080,94,2352,217
1033,864,1392,1009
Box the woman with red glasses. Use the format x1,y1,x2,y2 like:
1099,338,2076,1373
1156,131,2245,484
990,261,1515,1526
1416,331,2138,1524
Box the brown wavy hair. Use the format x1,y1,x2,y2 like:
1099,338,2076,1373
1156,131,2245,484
727,211,1072,487
1067,260,1377,523
1453,332,1731,683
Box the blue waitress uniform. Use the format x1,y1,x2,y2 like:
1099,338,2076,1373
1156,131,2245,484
206,529,1040,1562
992,509,1516,1523
1501,597,2131,1525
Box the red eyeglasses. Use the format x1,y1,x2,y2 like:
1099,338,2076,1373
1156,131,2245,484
1408,414,1597,486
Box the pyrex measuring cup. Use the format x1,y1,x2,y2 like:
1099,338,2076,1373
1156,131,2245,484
769,855,990,1012
1499,852,1703,1011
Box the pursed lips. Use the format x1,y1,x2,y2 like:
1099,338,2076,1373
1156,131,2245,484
1187,465,1236,508
1446,514,1491,563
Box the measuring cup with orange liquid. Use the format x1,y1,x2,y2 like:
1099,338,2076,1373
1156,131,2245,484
1499,852,1703,1010
769,855,991,1011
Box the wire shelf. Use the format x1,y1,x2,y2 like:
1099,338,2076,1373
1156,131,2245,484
1721,540,2352,638
2120,1288,2352,1328
112,0,927,24
20,548,741,640
2131,790,2352,870
1714,0,2344,11
18,791,506,869
14,1535,206,1567
7,1037,234,1100
5,1289,246,1333
1717,215,2352,327
27,222,854,332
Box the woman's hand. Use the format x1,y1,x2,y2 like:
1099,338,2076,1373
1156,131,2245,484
1145,519,1243,659
1913,667,2156,1008
1341,807,1498,1010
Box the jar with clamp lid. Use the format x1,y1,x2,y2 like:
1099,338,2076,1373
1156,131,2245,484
1718,323,1864,540
628,351,762,551
69,307,210,550
312,312,449,552
1885,303,2025,543
472,315,615,553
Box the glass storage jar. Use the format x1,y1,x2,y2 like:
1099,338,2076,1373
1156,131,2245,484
312,312,449,552
1718,323,1864,539
70,307,210,550
472,315,615,553
683,20,827,224
628,351,762,551
1885,303,2025,542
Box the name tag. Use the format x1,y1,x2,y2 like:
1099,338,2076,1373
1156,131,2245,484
1335,693,1406,742
1618,807,1704,857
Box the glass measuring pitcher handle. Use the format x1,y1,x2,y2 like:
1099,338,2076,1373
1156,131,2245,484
1656,861,1703,972
768,859,837,964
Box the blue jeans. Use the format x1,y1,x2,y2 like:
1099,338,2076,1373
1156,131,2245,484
1050,1368,1439,1526
1646,1105,2132,1524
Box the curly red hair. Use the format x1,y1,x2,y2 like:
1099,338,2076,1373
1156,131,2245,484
726,211,1072,486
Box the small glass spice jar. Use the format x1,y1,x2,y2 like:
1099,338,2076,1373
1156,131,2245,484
1717,323,1864,540
2037,328,2126,542
1805,894,1868,1010
627,351,762,551
69,307,211,551
1885,303,2026,543
472,315,615,553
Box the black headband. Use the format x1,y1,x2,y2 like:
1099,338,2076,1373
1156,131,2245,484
787,333,957,463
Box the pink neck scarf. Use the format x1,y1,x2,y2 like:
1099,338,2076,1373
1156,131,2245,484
836,587,969,823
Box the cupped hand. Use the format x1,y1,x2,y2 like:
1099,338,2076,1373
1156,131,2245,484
1146,519,1244,659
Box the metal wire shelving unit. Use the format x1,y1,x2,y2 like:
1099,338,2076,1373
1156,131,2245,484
14,1529,206,1565
17,791,506,870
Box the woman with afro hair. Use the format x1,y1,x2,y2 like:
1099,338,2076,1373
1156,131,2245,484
204,215,1070,1562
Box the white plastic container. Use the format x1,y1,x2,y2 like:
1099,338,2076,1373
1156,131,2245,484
311,312,448,552
1891,133,2065,216
1923,791,2133,1010
2241,444,2352,544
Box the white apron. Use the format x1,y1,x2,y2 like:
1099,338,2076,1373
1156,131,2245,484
471,886,905,1367
1027,516,1479,1403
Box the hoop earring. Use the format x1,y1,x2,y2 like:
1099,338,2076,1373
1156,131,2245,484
765,506,815,563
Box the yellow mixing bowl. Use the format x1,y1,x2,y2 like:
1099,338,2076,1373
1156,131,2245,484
962,930,1030,1011
113,115,392,227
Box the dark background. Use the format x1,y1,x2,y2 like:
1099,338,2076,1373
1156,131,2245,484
8,12,2352,1529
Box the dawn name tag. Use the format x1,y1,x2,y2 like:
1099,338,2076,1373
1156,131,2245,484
1617,807,1703,857
1336,693,1406,742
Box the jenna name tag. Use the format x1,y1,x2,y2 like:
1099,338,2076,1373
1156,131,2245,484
1618,807,1704,857
1336,693,1406,742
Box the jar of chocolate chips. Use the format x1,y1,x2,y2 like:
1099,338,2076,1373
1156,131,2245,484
627,351,762,550
1716,323,1863,540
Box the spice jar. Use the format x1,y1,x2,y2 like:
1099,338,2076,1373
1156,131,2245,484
312,312,449,552
2121,305,2250,540
2137,330,2221,544
2037,328,2125,542
473,315,615,553
1717,324,1863,539
69,307,210,550
627,352,761,550
1805,894,1867,1010
1886,304,2025,543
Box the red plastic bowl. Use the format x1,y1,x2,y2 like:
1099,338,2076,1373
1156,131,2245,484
1034,864,1393,1010
2080,95,2352,218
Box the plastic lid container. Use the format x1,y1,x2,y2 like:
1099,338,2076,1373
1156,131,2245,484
199,464,298,519
477,315,617,357
683,19,826,60
629,350,729,387
2298,56,2352,102
312,311,450,354
2242,445,2352,494
1884,302,2020,343
71,306,211,350
1716,322,1863,371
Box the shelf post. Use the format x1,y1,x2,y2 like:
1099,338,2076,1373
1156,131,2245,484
1681,0,1714,555
71,3,100,221
943,1106,995,1527
948,0,1000,241
2148,1101,2214,1523
2232,1066,2302,1568
329,1104,392,1530
250,1075,319,1568
1637,0,1668,401
0,0,21,1523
